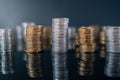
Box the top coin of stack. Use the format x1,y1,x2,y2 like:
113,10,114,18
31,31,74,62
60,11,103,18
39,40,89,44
76,26,98,53
25,25,43,53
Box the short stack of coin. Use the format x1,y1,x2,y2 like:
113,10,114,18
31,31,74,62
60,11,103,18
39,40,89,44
42,27,52,50
76,26,98,53
52,18,69,80
77,52,95,76
25,25,43,77
106,27,120,52
100,26,106,58
104,52,120,77
0,29,15,74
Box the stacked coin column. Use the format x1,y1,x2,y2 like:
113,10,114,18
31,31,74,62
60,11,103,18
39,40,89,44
105,27,120,77
42,27,52,50
0,29,14,74
25,26,43,77
52,18,69,80
77,27,98,53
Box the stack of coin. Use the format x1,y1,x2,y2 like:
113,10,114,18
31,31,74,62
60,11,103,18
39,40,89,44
52,18,69,80
25,25,43,77
106,27,120,52
22,22,35,61
42,27,52,50
77,52,95,76
104,52,120,77
16,25,23,51
26,53,43,77
0,29,15,74
76,26,98,53
100,26,106,58
25,25,43,53
68,27,76,39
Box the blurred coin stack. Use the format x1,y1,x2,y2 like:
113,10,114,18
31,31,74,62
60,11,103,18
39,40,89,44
106,27,120,52
42,27,52,50
78,53,95,76
105,26,120,77
100,26,106,58
68,27,76,50
0,29,15,74
25,26,43,77
22,22,35,61
52,18,69,80
76,26,98,53
104,52,120,77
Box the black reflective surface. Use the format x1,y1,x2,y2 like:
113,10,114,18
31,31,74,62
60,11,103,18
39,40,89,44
0,48,120,80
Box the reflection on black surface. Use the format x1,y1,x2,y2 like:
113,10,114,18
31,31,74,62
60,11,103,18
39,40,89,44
104,52,120,77
76,51,95,76
26,52,43,78
100,47,106,58
0,52,15,74
52,52,68,80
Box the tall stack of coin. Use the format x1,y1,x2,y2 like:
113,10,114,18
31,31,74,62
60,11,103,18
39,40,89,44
52,18,69,80
77,26,98,53
25,26,43,78
106,27,120,52
42,27,52,50
100,26,106,58
0,29,15,74
104,52,120,77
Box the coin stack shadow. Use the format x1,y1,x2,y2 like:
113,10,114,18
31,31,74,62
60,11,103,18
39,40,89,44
68,27,76,50
52,18,69,80
0,29,15,74
100,26,106,58
76,26,98,76
25,26,43,78
42,27,52,51
105,27,120,77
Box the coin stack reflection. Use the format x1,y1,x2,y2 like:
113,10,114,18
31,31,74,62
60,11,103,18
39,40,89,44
0,29,14,74
105,52,120,77
42,27,52,50
77,26,98,53
25,26,43,77
52,18,69,80
100,27,106,58
78,53,95,76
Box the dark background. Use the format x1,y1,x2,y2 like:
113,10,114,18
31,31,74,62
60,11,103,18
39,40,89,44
0,0,120,80
0,0,120,28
